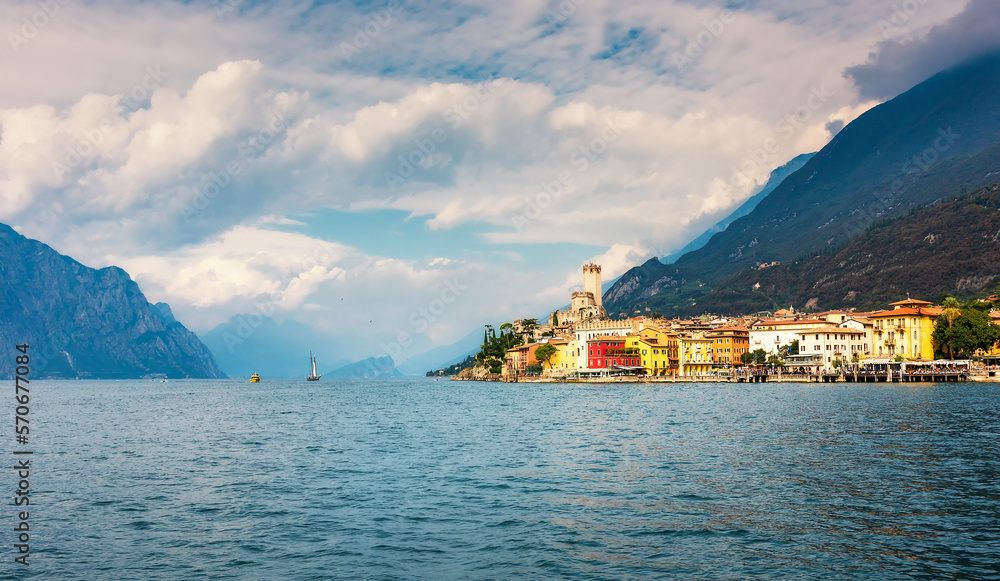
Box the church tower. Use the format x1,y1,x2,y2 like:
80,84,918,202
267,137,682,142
582,264,602,308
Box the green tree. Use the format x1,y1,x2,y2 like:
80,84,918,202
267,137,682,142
534,343,557,370
520,318,539,340
766,354,785,367
752,349,767,365
500,322,513,351
788,339,799,355
933,300,1000,359
552,311,559,326
832,358,843,369
740,351,754,365
935,297,964,359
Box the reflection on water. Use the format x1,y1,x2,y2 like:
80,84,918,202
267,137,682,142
14,379,1000,580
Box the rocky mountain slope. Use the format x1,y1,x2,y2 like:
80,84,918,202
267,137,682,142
0,223,224,379
605,50,1000,317
693,183,1000,314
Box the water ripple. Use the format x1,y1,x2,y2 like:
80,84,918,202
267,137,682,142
5,379,999,580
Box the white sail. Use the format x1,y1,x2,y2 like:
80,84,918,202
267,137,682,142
307,350,321,380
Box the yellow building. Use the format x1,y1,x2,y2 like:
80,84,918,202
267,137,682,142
679,334,713,376
627,333,678,376
541,338,578,376
869,298,942,360
639,326,680,375
503,347,521,380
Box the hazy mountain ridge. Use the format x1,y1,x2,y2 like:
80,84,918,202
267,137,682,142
0,223,224,379
663,152,816,264
604,50,1000,317
200,315,350,378
326,356,402,378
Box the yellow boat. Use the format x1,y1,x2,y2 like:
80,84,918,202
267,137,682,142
250,373,260,383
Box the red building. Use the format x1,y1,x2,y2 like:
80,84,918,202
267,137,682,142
587,336,640,369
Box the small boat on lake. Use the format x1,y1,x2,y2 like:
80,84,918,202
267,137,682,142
250,373,260,383
307,351,321,381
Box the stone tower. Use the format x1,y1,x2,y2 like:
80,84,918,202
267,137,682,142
582,264,602,308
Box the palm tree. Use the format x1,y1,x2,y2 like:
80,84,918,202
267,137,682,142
939,297,962,359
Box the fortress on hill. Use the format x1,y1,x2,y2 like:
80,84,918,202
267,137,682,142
549,264,608,326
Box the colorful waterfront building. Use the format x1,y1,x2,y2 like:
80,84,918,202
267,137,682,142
750,318,838,355
637,326,680,375
869,298,941,360
541,338,578,376
575,318,645,371
587,335,641,372
706,326,749,366
678,334,713,376
626,332,678,376
797,327,868,369
504,342,545,378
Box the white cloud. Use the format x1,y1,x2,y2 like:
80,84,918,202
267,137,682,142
0,0,974,361
846,0,998,100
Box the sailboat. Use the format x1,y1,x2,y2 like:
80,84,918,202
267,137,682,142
307,351,321,381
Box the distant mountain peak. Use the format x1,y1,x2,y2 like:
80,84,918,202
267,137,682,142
0,223,224,379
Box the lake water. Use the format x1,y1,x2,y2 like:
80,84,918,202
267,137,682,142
4,378,999,579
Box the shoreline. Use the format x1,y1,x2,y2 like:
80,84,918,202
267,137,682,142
452,374,998,384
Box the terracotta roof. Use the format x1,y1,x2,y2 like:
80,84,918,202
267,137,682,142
751,319,835,327
889,298,934,307
872,307,942,317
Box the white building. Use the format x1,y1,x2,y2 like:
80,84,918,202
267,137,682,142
839,318,874,356
750,319,838,355
797,327,868,369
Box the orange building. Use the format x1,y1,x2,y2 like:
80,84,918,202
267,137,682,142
707,326,750,366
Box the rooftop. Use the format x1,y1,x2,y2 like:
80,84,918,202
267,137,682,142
889,298,934,307
751,319,836,327
871,306,943,317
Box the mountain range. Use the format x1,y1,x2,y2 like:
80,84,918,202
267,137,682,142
697,183,1000,314
605,50,1000,317
0,223,224,379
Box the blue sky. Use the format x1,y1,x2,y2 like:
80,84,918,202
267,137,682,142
1,0,996,364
